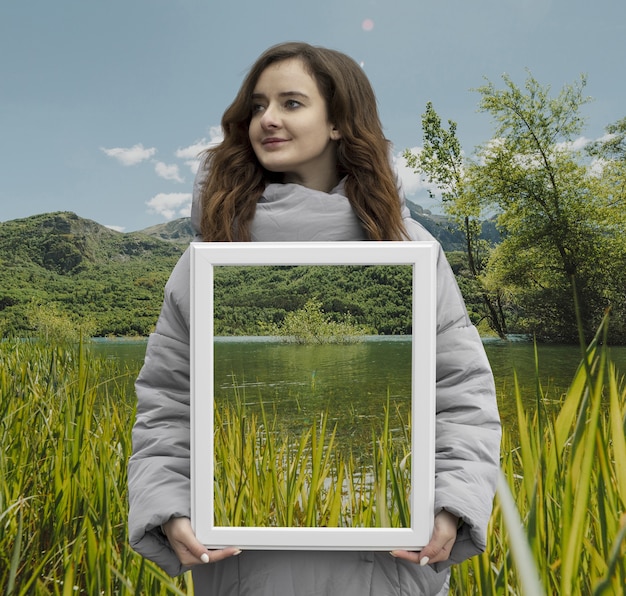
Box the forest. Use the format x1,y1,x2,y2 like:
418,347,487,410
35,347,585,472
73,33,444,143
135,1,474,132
213,264,413,337
0,204,475,340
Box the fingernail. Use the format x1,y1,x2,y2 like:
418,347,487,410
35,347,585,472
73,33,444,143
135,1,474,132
233,549,242,556
389,551,398,557
200,553,210,563
420,556,430,567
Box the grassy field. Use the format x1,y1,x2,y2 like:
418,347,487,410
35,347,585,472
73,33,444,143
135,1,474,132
1,328,624,594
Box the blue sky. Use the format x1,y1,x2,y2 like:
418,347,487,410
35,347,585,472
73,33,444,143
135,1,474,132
1,0,624,232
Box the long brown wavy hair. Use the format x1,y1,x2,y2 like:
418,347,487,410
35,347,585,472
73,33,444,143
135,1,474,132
200,42,407,241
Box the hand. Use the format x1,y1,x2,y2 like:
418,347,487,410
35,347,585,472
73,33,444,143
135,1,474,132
390,509,458,566
162,517,241,566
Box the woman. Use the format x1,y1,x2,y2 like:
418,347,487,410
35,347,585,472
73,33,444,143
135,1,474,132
128,42,501,595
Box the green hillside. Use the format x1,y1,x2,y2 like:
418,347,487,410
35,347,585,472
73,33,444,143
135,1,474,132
0,208,488,338
0,212,183,337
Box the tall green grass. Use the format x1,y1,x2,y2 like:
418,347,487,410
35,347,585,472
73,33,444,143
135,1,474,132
213,391,411,528
0,340,190,594
2,328,624,594
450,323,626,594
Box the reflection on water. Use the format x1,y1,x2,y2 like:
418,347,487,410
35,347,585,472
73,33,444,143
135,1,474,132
483,339,626,425
90,336,626,433
214,337,412,462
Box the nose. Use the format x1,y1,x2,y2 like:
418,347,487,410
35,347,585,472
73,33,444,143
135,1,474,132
259,104,280,129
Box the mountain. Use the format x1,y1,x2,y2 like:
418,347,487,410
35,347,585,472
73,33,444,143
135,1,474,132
1,211,184,274
137,201,500,252
0,207,500,337
405,200,500,250
138,218,196,245
0,212,184,336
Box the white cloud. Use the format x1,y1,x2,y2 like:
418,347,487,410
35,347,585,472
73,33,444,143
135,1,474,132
595,132,616,144
176,126,224,174
175,139,213,160
101,143,156,166
477,137,505,163
392,148,439,197
155,161,184,183
104,224,125,232
555,136,591,153
589,157,608,177
146,192,192,220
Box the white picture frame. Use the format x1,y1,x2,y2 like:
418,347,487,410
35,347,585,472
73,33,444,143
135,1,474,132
190,241,437,550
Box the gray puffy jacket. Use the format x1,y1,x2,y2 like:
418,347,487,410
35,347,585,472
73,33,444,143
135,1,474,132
128,171,501,595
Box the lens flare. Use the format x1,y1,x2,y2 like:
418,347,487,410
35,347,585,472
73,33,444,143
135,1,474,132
361,18,374,32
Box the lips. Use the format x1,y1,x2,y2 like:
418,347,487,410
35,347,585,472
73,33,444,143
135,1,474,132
261,137,289,148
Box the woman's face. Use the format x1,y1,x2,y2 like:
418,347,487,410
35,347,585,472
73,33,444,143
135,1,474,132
248,58,341,191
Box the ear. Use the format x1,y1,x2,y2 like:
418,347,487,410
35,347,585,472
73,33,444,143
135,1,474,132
330,126,341,141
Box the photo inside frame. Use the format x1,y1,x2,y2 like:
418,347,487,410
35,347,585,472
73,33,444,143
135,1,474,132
211,264,413,529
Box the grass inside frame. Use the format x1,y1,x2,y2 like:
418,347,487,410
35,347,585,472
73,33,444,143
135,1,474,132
190,241,437,550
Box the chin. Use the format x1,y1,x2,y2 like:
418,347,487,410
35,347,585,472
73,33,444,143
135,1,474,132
259,162,289,175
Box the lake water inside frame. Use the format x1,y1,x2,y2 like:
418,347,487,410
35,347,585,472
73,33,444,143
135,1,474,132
213,336,412,459
212,264,416,529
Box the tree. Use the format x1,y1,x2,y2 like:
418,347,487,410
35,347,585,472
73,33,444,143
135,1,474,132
26,301,97,344
588,116,626,161
473,73,625,342
259,298,370,344
404,102,508,338
587,117,626,223
585,118,626,337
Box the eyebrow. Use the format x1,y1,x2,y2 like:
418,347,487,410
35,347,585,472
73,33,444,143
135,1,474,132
251,91,310,101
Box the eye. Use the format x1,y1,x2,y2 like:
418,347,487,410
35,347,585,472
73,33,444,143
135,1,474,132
251,103,265,115
284,99,302,110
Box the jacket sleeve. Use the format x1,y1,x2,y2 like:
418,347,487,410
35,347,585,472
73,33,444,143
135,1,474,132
127,249,192,577
404,218,501,570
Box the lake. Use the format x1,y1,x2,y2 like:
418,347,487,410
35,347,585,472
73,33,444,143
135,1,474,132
91,335,626,433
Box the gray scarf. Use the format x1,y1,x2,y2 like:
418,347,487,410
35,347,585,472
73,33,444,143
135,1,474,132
190,169,415,243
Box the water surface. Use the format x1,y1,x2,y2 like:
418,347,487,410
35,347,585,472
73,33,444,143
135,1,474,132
90,336,626,430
